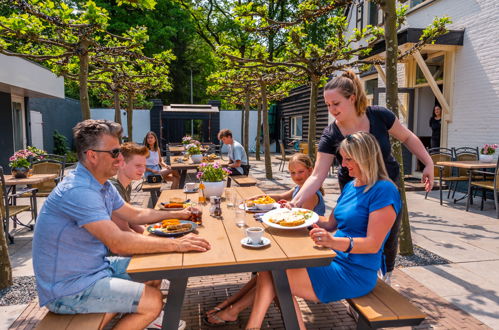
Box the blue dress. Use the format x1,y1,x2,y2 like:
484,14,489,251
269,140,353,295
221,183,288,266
306,180,401,303
291,186,326,216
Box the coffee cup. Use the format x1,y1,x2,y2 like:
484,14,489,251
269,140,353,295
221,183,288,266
185,182,196,191
245,227,264,245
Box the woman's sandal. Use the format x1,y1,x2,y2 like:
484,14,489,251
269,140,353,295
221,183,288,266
202,313,238,327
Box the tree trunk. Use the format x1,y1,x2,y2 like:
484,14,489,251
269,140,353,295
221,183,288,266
260,80,272,179
127,93,134,142
382,0,414,255
243,90,250,155
114,91,121,125
307,76,319,161
78,41,91,120
0,222,13,289
255,100,262,161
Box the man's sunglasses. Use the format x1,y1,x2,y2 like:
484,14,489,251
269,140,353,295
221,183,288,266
87,148,122,158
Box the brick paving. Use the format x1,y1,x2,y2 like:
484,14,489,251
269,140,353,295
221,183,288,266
6,155,493,329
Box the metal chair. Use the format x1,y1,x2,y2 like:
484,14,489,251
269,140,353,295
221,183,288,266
467,157,499,218
445,147,479,201
425,147,453,204
25,154,66,198
276,140,293,171
1,166,37,244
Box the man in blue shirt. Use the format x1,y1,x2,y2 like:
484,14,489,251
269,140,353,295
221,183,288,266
218,129,248,176
32,120,210,329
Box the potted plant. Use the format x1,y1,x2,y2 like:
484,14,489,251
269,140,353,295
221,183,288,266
479,144,498,163
186,141,203,163
196,162,232,197
8,147,46,178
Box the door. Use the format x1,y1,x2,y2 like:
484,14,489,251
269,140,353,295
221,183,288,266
30,111,44,150
11,96,26,151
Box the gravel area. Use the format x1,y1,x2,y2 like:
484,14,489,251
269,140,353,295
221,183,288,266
395,245,450,268
0,276,37,306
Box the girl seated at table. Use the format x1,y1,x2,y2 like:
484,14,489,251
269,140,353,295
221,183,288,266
143,131,180,189
204,153,325,326
245,132,401,329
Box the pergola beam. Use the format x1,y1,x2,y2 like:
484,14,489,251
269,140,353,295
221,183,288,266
374,64,408,119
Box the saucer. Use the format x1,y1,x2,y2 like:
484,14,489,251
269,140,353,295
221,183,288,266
241,237,271,248
184,188,199,193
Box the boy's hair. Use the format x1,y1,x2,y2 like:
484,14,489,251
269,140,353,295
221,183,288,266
121,142,149,162
288,153,325,196
218,129,233,140
73,119,123,161
339,131,390,192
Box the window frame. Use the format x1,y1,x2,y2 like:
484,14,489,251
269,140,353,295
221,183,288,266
290,115,303,139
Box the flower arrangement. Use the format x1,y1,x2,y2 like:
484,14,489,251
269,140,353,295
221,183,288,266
185,142,202,155
182,136,193,145
480,144,498,155
196,162,232,182
9,146,47,169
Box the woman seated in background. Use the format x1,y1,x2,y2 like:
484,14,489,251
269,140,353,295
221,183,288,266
143,131,180,189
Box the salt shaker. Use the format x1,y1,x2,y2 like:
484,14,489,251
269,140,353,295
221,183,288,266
213,197,222,217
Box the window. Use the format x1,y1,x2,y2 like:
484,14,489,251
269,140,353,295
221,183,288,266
356,2,364,30
368,2,383,26
11,98,26,151
290,116,303,139
410,0,428,8
415,54,444,86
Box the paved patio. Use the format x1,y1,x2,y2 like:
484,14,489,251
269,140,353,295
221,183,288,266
3,154,498,329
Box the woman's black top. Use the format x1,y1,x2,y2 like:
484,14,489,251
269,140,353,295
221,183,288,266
429,117,441,148
318,106,400,188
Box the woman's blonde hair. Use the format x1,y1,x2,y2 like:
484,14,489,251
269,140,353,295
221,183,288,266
339,132,389,192
324,70,368,116
289,153,324,196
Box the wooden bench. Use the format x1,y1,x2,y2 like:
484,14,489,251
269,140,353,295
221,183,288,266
346,279,426,329
227,175,257,187
36,311,105,330
141,182,162,207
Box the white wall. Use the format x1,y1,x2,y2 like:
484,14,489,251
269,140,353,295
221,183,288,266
0,54,64,98
90,108,151,143
405,0,499,151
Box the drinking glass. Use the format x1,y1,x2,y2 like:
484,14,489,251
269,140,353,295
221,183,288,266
189,202,203,225
225,188,235,208
234,209,247,228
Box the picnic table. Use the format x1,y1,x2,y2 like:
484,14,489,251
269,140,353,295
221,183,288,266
127,186,335,330
436,160,496,204
170,156,228,187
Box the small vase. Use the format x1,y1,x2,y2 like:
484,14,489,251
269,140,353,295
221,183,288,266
11,167,29,178
202,181,225,198
479,154,494,163
190,154,203,164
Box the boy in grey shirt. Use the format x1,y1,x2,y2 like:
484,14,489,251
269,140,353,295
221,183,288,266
218,129,248,175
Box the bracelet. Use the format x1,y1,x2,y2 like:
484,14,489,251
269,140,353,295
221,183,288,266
344,236,354,253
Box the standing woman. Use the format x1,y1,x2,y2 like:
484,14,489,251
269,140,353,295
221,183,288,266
291,70,434,282
143,131,180,189
429,105,442,148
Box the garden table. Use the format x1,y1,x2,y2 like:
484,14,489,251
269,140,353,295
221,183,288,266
127,186,335,330
436,160,496,204
170,156,228,188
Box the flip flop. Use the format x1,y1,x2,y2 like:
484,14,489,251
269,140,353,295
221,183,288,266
202,313,238,327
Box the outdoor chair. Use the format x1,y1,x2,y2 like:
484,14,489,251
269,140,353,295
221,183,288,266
163,144,172,165
1,166,38,244
276,140,293,171
467,157,499,218
21,154,66,198
425,147,453,204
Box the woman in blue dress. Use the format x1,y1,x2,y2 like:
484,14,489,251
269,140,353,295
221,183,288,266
246,132,401,329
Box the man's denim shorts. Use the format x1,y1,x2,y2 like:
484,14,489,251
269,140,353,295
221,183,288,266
46,257,145,314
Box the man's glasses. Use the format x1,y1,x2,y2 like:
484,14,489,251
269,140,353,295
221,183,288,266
87,148,122,158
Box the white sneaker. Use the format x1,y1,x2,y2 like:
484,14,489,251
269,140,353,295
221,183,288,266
146,311,186,330
383,271,393,286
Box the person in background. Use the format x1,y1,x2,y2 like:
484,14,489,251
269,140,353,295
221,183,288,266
290,70,434,284
143,131,180,189
246,132,401,329
429,105,442,148
33,120,210,330
109,142,149,234
218,129,249,176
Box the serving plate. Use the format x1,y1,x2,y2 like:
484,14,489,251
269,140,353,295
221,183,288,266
146,220,197,237
238,203,279,213
261,208,319,230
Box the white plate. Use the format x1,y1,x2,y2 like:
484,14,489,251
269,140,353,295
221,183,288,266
238,203,279,212
183,188,199,193
241,236,271,248
261,208,319,230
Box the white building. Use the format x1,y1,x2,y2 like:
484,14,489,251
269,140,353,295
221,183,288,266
346,0,498,174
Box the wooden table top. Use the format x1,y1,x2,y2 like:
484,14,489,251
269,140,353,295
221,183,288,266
436,160,497,169
170,157,227,170
4,173,58,185
168,146,185,154
127,186,335,274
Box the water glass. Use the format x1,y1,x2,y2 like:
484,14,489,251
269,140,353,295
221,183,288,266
234,209,247,228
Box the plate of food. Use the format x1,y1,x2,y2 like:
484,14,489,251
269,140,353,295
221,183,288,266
261,208,319,229
147,219,197,237
239,200,278,212
159,202,186,211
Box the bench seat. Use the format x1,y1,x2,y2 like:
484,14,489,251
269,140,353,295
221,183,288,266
228,175,257,187
36,311,105,330
346,279,426,329
141,182,162,207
